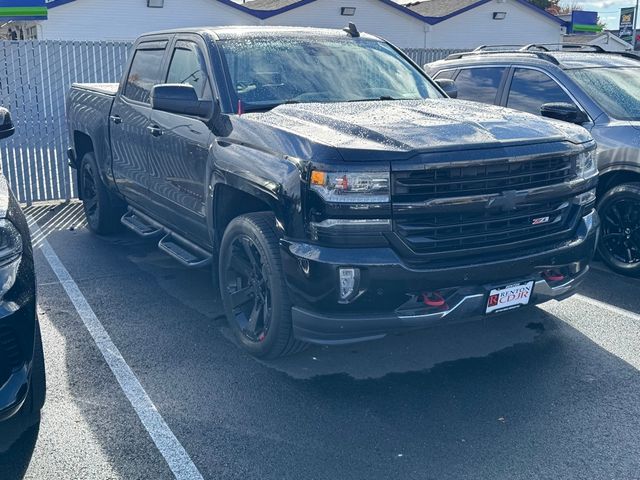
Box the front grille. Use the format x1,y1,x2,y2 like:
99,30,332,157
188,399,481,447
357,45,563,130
393,156,573,202
395,200,576,255
392,156,579,261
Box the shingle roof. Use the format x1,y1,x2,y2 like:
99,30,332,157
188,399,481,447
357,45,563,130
405,0,478,17
48,0,565,25
241,0,301,11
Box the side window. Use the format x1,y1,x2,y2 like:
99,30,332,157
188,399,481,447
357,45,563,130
433,69,456,80
124,46,166,104
166,41,211,100
507,69,574,115
454,67,506,104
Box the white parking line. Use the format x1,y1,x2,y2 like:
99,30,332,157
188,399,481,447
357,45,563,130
30,221,204,480
574,294,640,322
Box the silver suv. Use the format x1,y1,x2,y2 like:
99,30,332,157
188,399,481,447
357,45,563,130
427,45,640,277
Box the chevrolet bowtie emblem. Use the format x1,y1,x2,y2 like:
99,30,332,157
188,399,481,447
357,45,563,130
487,190,519,211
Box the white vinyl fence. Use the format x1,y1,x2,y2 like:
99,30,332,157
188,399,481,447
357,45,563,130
0,40,130,204
0,40,460,204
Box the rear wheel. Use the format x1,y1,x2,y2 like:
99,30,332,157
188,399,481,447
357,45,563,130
219,212,306,358
597,182,640,277
80,152,125,234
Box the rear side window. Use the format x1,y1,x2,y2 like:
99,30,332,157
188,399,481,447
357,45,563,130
454,67,506,104
124,46,166,104
433,70,456,80
507,68,574,115
166,41,210,100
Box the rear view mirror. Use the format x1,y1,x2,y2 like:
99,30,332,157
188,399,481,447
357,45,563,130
435,79,458,99
0,107,15,140
541,102,589,125
151,84,213,117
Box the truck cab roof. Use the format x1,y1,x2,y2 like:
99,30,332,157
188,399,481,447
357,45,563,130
139,25,381,42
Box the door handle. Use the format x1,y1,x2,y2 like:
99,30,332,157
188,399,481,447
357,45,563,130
110,115,122,125
147,125,163,137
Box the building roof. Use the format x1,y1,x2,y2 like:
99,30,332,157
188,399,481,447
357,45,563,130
406,0,565,25
240,0,301,11
405,0,479,17
46,0,566,25
564,32,633,50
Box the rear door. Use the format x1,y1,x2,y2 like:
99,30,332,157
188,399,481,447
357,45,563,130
146,35,214,245
110,39,169,209
446,66,508,106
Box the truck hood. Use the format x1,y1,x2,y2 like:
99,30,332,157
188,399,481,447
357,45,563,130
246,99,592,160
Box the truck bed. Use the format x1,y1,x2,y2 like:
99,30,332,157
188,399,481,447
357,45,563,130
71,83,119,96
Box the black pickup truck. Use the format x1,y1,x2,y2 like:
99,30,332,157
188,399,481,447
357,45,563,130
67,26,599,358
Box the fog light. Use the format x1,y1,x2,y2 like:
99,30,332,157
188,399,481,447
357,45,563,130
576,189,596,205
339,268,360,302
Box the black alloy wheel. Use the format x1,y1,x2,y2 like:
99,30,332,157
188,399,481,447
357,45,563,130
219,212,306,358
597,183,640,277
224,234,272,343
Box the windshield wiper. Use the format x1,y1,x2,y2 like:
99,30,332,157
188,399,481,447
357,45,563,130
242,100,301,113
347,96,401,102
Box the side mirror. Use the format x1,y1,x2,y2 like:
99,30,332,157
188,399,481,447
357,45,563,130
435,79,458,99
541,102,589,125
151,84,213,117
0,107,15,140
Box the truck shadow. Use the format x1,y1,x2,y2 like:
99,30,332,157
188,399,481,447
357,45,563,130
28,210,640,479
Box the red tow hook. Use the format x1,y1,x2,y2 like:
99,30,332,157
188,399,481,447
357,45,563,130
542,270,565,282
423,291,446,308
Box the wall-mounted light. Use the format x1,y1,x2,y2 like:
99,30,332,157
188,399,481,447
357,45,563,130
147,0,164,8
341,7,356,16
493,11,507,20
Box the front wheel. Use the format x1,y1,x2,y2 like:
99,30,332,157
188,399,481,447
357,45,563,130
219,212,306,358
597,182,640,277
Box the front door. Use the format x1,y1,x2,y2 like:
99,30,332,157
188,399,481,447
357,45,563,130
111,40,168,209
147,38,213,245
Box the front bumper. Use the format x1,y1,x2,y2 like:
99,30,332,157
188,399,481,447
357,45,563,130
282,210,599,345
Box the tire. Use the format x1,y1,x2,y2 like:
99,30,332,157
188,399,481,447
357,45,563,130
597,182,640,277
80,152,125,235
219,212,306,358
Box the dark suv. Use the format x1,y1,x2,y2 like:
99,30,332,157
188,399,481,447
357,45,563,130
427,45,640,277
0,107,45,453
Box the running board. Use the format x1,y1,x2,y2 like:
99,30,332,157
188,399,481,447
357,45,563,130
121,209,163,238
158,233,212,268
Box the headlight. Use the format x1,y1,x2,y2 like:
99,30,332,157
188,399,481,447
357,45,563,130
575,149,597,180
0,219,22,298
310,170,390,203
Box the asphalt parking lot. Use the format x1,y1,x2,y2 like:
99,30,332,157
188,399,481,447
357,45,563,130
1,201,640,480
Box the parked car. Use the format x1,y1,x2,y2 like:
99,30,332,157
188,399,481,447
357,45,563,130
67,26,599,358
426,45,640,277
0,107,45,452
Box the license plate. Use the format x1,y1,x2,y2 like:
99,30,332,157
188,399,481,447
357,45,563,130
485,281,534,314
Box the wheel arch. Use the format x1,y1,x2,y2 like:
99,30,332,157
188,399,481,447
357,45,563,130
210,182,285,248
597,166,640,202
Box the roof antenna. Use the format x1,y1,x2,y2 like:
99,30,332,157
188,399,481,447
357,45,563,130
343,22,360,38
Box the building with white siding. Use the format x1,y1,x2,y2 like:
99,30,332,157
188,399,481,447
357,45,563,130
38,0,567,49
406,0,565,49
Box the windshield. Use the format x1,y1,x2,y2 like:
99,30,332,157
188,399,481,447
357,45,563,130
218,36,442,111
567,67,640,121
